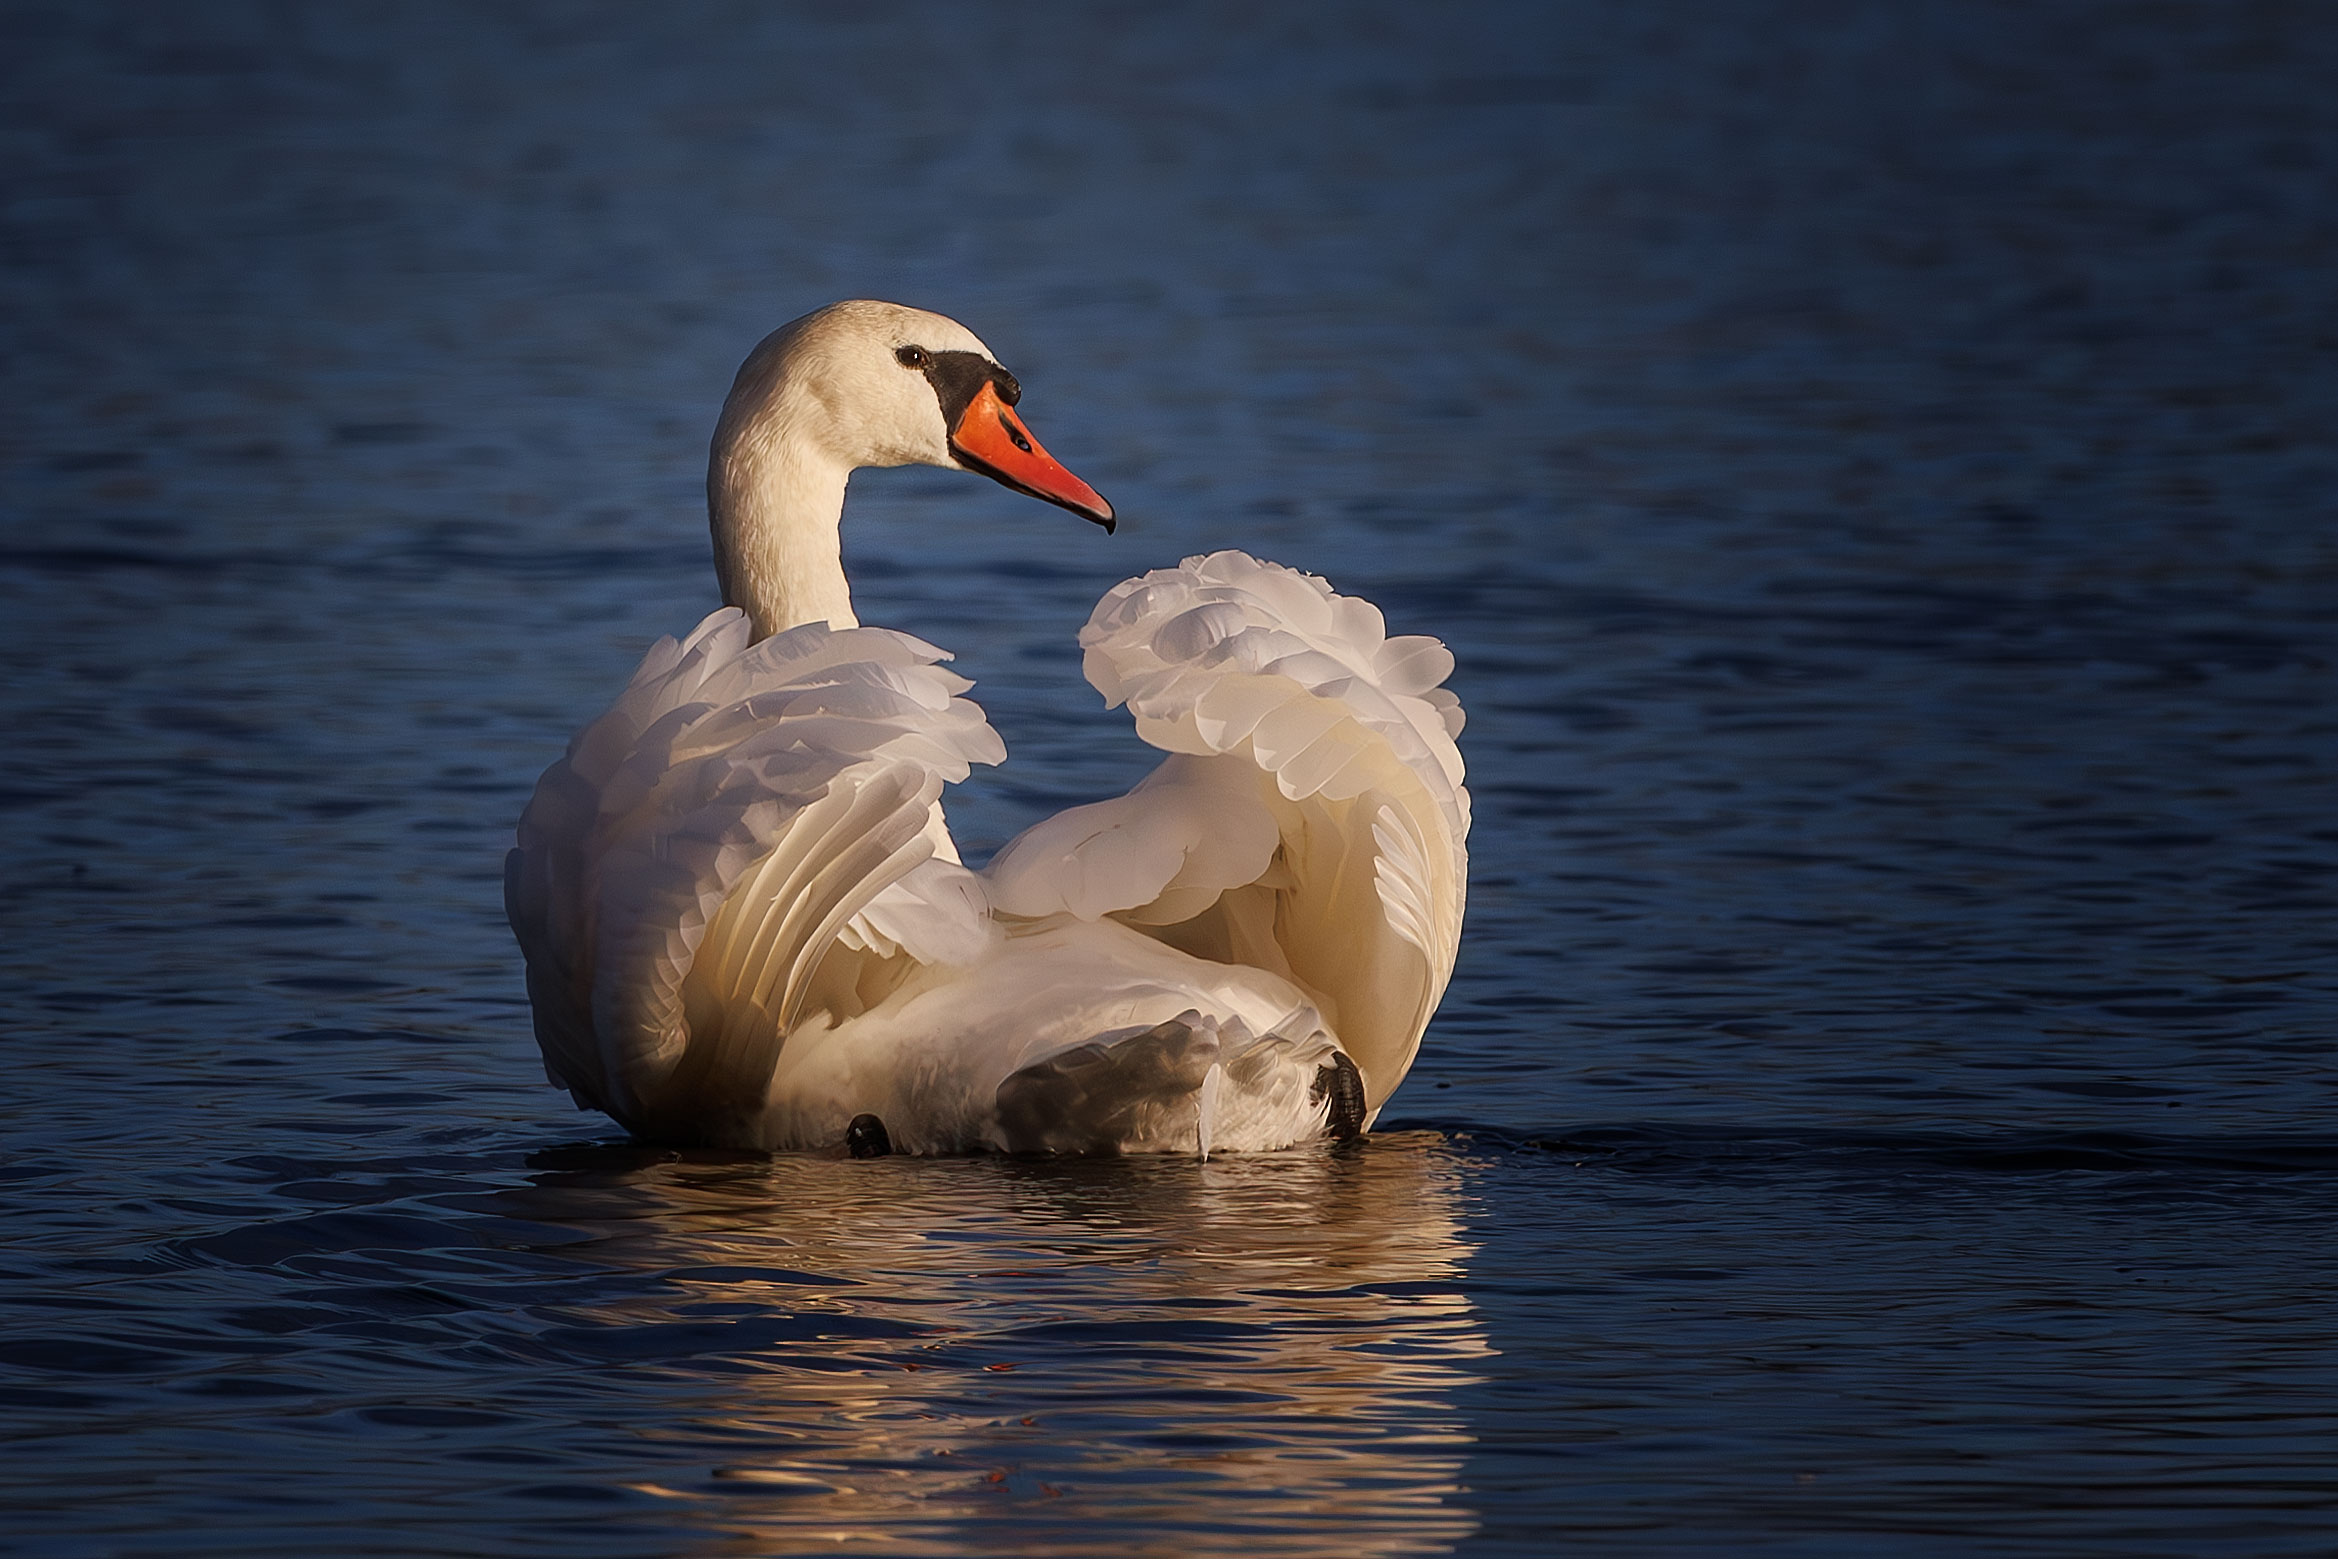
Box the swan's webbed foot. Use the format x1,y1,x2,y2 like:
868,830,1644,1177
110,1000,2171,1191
1313,1052,1367,1142
845,1113,893,1158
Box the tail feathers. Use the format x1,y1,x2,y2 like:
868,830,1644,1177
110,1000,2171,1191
993,1006,1337,1156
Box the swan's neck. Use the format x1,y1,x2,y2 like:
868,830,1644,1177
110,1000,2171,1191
708,412,859,638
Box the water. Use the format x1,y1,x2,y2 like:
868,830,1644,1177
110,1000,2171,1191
4,0,2335,1552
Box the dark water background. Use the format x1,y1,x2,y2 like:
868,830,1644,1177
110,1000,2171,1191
4,1,2335,1552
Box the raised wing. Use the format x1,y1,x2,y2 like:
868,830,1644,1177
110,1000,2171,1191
984,551,1468,1114
505,607,1002,1143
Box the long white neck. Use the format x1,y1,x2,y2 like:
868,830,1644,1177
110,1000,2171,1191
707,403,859,638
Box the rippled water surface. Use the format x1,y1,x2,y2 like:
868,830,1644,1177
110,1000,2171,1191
5,1,2336,1553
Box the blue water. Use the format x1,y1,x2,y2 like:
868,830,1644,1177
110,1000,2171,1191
4,1,2335,1552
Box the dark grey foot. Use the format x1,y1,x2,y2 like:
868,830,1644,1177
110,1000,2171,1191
845,1114,892,1158
1312,1053,1367,1142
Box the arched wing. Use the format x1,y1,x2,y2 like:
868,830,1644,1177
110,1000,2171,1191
505,607,1002,1141
983,551,1469,1114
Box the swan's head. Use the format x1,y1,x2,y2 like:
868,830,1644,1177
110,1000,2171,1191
720,299,1115,531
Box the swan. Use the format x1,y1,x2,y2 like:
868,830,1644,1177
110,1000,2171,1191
506,300,1469,1157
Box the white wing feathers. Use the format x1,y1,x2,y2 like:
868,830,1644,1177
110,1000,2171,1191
505,607,1002,1136
510,552,1466,1150
839,856,997,964
985,551,1470,1112
985,754,1281,925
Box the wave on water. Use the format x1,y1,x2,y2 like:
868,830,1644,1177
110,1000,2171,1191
1391,1120,2338,1178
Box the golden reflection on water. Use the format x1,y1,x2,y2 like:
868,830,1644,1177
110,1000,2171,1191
516,1133,1489,1556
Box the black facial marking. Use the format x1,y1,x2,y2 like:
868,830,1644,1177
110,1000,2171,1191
922,349,1020,428
925,347,1112,530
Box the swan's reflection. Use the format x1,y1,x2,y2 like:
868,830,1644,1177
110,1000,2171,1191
513,1134,1488,1556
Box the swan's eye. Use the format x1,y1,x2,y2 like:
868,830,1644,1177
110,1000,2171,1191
895,345,932,370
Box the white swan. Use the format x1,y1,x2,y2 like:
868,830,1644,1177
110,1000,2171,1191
506,301,1468,1156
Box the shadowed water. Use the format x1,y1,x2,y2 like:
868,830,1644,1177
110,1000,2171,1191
3,0,2335,1553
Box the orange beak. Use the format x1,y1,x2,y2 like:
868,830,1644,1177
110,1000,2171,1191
949,381,1115,532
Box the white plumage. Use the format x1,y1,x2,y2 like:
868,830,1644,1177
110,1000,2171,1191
507,303,1468,1156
